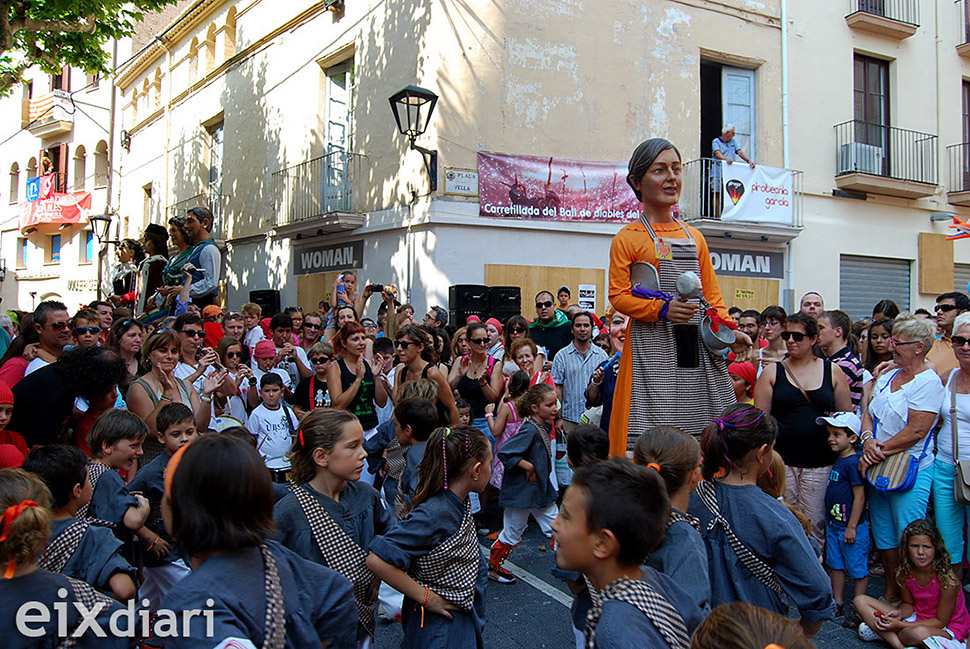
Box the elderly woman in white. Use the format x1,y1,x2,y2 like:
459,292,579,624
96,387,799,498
933,311,970,579
860,314,945,603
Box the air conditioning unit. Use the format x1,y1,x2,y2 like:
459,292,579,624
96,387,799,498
838,143,884,176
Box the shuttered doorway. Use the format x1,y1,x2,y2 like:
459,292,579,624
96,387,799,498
839,255,911,321
954,264,970,294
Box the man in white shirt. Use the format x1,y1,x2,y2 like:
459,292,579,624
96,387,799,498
268,313,312,388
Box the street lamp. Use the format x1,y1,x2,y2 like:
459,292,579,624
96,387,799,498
88,211,120,300
388,85,439,191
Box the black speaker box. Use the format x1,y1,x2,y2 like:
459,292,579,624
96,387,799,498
249,289,281,318
449,284,489,312
489,286,521,313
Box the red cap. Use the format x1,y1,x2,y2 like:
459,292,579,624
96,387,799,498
0,381,12,406
465,315,481,324
727,361,757,388
0,444,24,469
254,340,277,359
485,318,503,335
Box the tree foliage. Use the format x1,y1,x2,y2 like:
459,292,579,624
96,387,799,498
0,0,178,96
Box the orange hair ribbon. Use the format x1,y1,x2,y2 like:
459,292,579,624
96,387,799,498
0,500,39,579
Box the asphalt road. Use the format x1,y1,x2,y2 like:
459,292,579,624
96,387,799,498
372,518,892,649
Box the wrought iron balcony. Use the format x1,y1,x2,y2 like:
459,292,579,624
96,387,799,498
834,120,937,198
273,151,367,231
26,91,74,138
845,0,919,38
946,143,970,206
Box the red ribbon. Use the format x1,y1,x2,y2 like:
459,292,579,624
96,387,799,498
705,309,738,333
0,500,38,542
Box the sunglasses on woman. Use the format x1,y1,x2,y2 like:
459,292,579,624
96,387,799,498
469,337,489,345
509,326,526,334
780,331,808,342
226,351,244,358
952,336,970,348
394,340,415,349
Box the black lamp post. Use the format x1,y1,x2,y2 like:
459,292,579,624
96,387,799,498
88,212,120,300
388,85,439,191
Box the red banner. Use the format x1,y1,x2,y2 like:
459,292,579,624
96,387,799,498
20,192,93,234
477,151,641,222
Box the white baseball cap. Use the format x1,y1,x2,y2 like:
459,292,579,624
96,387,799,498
816,412,862,436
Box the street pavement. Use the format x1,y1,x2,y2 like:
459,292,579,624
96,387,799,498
373,519,886,649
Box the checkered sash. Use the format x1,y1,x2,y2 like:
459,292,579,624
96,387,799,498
535,419,553,462
385,439,406,481
290,484,376,636
259,544,286,649
695,480,782,596
76,463,116,527
40,520,89,574
57,576,116,649
410,499,479,611
668,509,700,532
584,576,690,649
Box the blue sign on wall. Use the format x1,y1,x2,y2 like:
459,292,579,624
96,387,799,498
25,177,40,202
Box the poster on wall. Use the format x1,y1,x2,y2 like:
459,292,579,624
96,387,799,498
719,163,794,225
477,151,640,222
577,284,596,311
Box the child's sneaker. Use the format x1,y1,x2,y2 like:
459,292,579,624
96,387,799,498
488,564,516,584
858,622,880,642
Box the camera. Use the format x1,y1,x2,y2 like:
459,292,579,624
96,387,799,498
370,284,385,293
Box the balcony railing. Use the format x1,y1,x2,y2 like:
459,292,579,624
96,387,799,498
947,143,970,193
26,91,73,137
847,0,919,26
165,191,226,240
273,151,366,227
678,158,803,227
834,120,937,185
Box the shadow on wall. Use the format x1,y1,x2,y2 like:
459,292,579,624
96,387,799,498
356,0,433,214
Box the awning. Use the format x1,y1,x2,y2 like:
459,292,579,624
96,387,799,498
19,192,92,235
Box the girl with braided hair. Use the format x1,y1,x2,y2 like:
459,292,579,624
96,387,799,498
367,425,491,649
688,404,834,637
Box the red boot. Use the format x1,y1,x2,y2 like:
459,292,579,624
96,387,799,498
488,540,517,584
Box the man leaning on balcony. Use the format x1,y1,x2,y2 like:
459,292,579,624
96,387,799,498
711,124,756,217
182,206,222,309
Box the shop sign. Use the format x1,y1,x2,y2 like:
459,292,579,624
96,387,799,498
709,247,784,279
294,240,363,276
444,168,479,196
477,151,640,222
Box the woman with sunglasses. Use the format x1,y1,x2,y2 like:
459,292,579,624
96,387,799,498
105,318,146,379
932,311,970,582
288,342,332,414
216,335,254,422
858,313,944,603
501,315,546,377
448,321,504,441
393,325,460,425
754,312,851,545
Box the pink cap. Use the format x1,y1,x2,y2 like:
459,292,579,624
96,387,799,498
253,340,277,359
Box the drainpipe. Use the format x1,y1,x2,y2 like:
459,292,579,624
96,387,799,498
97,40,119,300
782,0,795,310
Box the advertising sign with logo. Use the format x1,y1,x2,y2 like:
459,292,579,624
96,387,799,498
294,240,363,276
477,151,640,222
444,168,479,196
720,163,793,225
19,192,92,234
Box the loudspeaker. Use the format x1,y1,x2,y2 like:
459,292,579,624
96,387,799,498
249,289,281,318
489,286,521,313
449,284,489,312
449,308,484,329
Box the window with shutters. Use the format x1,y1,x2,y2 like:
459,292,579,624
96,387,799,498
839,255,911,321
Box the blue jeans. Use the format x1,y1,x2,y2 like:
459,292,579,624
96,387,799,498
472,417,496,449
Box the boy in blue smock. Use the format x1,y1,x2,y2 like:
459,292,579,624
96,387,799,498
551,459,704,649
84,409,151,564
392,398,438,518
128,402,197,611
818,411,869,622
22,445,137,601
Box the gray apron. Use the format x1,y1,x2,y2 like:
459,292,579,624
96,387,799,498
626,219,735,449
